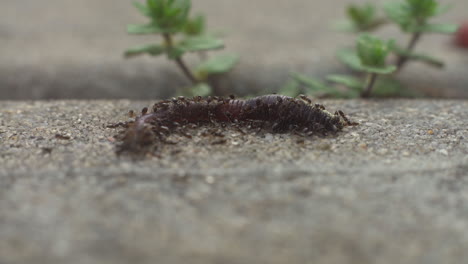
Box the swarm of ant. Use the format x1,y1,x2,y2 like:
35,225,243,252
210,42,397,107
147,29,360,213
109,94,358,155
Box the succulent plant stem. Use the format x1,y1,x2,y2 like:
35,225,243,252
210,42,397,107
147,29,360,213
395,32,421,71
162,33,198,85
361,72,378,97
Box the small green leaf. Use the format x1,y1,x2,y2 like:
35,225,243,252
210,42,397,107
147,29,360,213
345,3,388,32
147,0,165,18
292,73,330,91
361,65,397,74
337,48,363,71
164,0,191,27
335,3,388,33
124,44,165,57
141,0,191,32
357,34,392,67
164,8,181,20
127,23,163,34
133,2,152,18
196,54,239,76
410,54,444,68
179,35,224,52
392,45,444,68
384,0,438,24
172,0,191,12
337,47,396,74
166,45,185,59
326,74,363,90
384,1,411,29
384,0,452,33
405,0,438,19
353,34,396,74
292,73,346,97
325,74,364,98
146,0,157,14
416,23,459,34
291,73,360,98
347,3,376,27
184,14,206,35
190,83,212,96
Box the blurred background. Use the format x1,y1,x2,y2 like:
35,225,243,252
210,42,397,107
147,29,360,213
0,0,466,100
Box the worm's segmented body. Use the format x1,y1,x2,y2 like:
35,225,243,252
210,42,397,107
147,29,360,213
116,94,357,153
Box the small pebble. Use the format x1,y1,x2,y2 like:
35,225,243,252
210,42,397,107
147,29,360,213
264,133,274,142
438,149,449,156
205,175,215,184
377,148,389,155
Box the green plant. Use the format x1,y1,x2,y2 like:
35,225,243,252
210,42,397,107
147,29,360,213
125,0,239,96
281,34,396,98
338,34,396,97
284,0,458,98
384,0,458,70
336,3,387,32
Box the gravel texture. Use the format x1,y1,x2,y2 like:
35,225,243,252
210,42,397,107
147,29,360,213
0,99,467,264
1,0,467,99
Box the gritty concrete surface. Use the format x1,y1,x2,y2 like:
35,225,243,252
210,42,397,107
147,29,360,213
1,0,467,99
0,99,467,264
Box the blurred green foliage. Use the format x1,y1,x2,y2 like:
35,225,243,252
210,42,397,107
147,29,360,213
285,0,458,98
125,0,239,96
